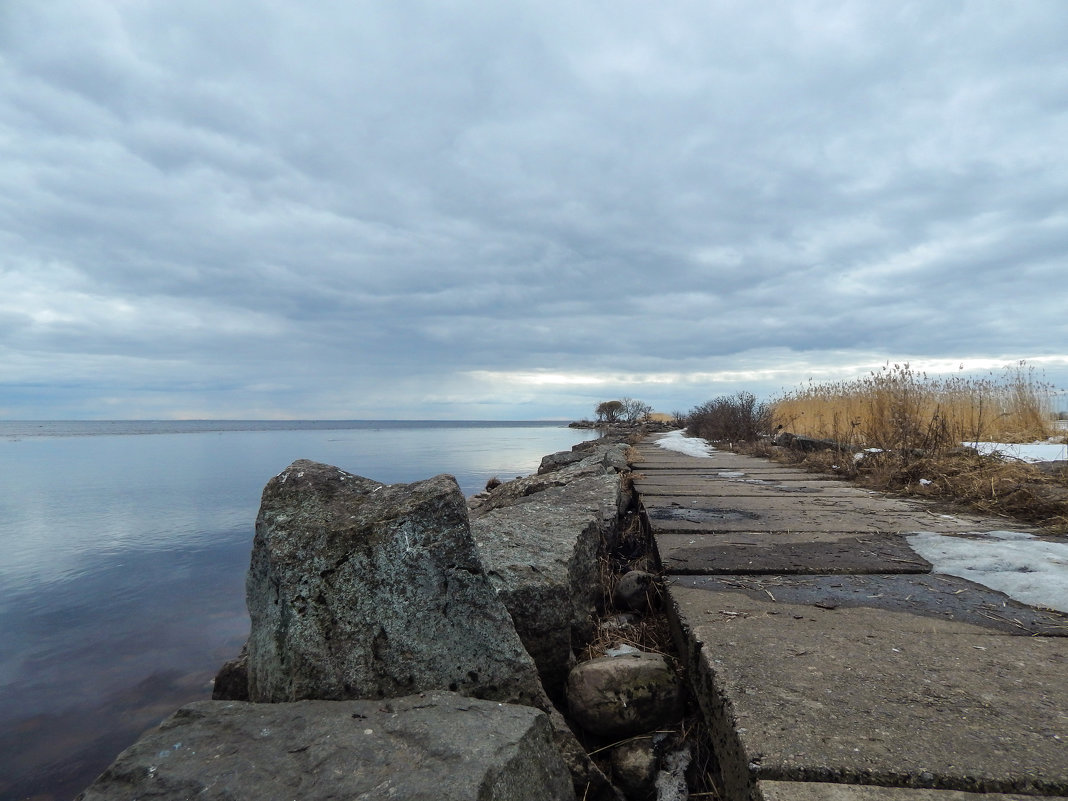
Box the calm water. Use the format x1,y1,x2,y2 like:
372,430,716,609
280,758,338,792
0,421,597,800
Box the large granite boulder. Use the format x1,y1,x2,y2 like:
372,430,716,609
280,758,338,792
224,459,620,801
538,448,587,474
473,442,630,514
471,474,620,700
243,460,546,707
76,694,575,801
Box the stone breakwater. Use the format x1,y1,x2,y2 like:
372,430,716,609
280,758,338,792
76,436,687,801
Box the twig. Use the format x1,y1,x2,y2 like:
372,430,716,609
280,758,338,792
586,733,657,756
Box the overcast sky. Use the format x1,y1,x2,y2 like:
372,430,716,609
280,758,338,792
2,2,1066,420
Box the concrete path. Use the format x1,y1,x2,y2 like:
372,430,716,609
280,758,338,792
631,437,1068,801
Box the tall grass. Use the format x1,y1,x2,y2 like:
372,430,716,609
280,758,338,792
773,362,1055,450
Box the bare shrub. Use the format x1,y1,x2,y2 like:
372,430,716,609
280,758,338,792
686,392,773,443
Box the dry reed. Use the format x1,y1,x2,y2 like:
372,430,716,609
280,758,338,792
772,361,1055,450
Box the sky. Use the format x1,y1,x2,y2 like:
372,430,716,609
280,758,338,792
2,1,1067,420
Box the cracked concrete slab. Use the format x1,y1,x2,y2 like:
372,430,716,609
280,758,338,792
673,591,1068,799
656,531,931,575
633,473,871,499
669,574,1068,636
758,781,1068,801
644,493,997,533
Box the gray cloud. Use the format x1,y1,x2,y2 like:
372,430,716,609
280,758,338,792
2,1,1067,418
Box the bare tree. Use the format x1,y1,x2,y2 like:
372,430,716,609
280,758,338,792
619,397,652,424
595,400,624,424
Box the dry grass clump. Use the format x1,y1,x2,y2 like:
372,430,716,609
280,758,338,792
582,613,675,662
774,445,1068,533
888,456,1068,528
773,362,1055,449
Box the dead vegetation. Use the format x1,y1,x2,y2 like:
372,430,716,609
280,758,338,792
771,446,1068,533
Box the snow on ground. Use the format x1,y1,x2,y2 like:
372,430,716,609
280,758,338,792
907,531,1068,613
966,440,1067,462
656,430,716,457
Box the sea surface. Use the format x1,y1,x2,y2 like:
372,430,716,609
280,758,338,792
0,420,598,801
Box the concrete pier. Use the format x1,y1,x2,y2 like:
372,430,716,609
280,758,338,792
631,437,1068,801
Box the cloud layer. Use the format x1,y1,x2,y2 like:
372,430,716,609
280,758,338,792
3,2,1066,418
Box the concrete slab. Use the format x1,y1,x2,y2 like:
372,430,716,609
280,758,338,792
632,465,830,477
656,531,931,575
633,473,874,499
669,574,1068,637
672,589,1068,799
644,494,995,534
632,461,815,474
758,781,1068,801
632,447,769,470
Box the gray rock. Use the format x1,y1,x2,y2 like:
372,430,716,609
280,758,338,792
75,694,576,801
211,645,248,701
475,444,629,514
243,460,546,708
602,445,630,473
471,474,620,699
773,431,848,452
567,653,685,739
230,460,622,801
611,739,659,800
539,449,588,474
614,570,661,613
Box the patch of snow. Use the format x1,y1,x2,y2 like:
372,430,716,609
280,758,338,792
854,447,883,463
656,430,716,457
965,440,1067,463
907,531,1068,613
718,471,746,478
